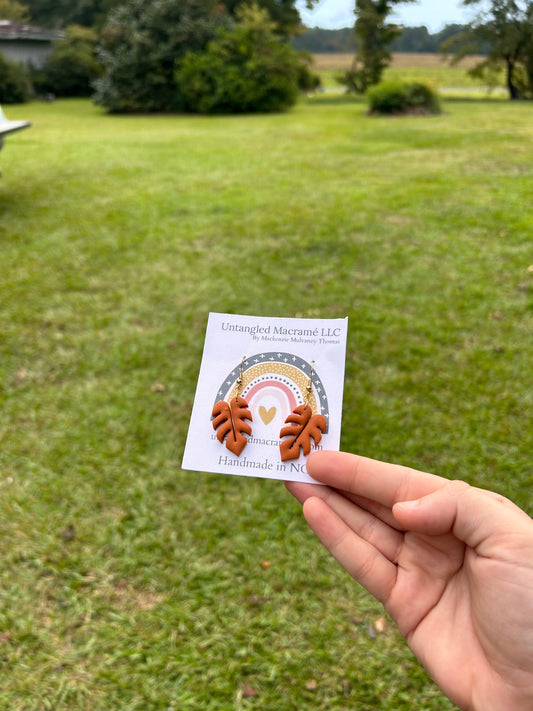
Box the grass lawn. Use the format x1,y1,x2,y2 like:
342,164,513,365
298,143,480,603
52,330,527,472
0,94,532,710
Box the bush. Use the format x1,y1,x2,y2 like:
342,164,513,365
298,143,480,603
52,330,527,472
93,0,227,113
0,53,33,103
367,80,441,115
295,51,321,93
405,82,441,114
32,25,102,98
175,4,303,114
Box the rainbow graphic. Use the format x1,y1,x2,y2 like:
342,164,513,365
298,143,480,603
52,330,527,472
214,352,329,439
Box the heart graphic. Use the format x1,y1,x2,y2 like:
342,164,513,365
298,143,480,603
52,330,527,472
259,406,276,425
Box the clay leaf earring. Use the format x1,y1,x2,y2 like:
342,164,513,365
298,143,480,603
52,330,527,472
279,361,326,462
212,357,252,457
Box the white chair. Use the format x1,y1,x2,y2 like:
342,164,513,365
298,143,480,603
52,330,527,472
0,105,31,175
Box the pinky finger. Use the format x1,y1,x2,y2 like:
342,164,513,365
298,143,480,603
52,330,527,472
303,496,397,605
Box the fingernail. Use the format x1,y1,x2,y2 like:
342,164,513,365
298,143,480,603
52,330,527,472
395,499,421,511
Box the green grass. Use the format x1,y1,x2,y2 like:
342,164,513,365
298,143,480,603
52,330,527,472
1,95,532,710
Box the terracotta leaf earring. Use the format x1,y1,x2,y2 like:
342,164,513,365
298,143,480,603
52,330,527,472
212,357,252,457
279,361,326,462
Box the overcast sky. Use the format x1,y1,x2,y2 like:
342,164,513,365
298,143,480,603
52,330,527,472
296,0,476,33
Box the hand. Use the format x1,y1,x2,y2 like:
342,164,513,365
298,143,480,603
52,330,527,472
286,451,533,711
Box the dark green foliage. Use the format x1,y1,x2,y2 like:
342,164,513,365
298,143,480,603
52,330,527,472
0,53,33,103
445,0,533,99
22,0,310,32
175,5,303,113
221,0,303,37
293,24,469,55
367,80,441,114
93,0,228,113
291,26,357,53
391,23,468,52
367,80,406,113
391,24,434,52
339,0,417,94
404,81,441,112
296,50,321,92
20,0,124,29
31,25,102,97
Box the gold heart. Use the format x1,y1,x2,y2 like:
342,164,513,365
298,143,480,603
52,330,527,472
259,406,276,425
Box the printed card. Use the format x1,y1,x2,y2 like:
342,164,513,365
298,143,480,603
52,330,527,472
182,312,348,483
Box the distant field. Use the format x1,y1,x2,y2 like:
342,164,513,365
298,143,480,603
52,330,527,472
312,52,502,92
312,53,482,71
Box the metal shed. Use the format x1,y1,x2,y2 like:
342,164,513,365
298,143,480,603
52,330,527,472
0,19,64,68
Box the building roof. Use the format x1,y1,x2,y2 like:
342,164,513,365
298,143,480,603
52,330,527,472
0,20,64,42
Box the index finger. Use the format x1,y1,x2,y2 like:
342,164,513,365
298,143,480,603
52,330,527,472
306,451,448,508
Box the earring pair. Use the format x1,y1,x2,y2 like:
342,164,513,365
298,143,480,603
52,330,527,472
212,359,326,461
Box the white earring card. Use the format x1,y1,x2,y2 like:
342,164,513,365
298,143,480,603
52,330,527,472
182,312,348,483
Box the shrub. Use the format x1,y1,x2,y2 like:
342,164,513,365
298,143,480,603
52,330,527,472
175,4,303,114
405,82,441,114
93,0,227,113
32,25,102,98
0,53,33,103
367,80,408,114
296,51,321,93
367,80,441,115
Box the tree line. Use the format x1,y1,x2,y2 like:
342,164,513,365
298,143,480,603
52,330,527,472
0,0,320,111
1,0,532,108
1,0,303,35
292,24,469,54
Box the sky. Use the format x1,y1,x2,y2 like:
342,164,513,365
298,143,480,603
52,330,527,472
296,0,476,33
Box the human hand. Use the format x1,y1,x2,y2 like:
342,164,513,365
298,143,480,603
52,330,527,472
286,451,533,711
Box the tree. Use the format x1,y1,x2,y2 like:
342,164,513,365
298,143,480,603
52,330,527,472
292,24,470,54
0,0,30,21
93,0,228,113
445,0,533,99
221,0,302,37
20,0,124,29
291,27,357,53
0,52,33,103
340,0,417,93
21,0,316,32
31,25,102,97
175,3,303,113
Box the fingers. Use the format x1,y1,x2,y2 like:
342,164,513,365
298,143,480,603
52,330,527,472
286,481,404,563
306,451,446,508
303,496,398,604
286,480,401,530
285,480,324,505
393,481,533,552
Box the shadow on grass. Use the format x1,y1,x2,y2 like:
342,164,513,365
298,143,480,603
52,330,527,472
307,89,512,107
0,182,36,220
440,93,511,103
306,91,366,107
0,168,74,234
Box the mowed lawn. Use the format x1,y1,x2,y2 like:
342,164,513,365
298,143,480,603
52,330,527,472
0,93,532,710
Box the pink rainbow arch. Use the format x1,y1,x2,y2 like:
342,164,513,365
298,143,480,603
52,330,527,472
245,379,298,414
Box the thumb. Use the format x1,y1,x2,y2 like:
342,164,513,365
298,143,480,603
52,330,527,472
393,480,529,551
